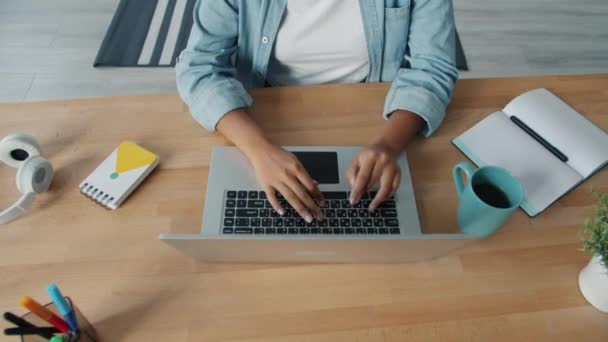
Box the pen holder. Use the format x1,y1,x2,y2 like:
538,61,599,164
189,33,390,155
20,297,98,342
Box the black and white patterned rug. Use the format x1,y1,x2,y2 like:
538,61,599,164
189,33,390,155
95,0,196,67
95,0,468,70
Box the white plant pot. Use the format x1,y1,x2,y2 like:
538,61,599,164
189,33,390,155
578,255,608,313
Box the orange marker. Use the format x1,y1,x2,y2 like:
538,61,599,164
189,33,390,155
20,296,70,333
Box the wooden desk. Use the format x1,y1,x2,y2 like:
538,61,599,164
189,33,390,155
1,75,607,341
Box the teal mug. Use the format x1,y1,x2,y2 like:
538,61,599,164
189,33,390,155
453,161,524,236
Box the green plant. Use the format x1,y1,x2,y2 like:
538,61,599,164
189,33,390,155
580,190,608,269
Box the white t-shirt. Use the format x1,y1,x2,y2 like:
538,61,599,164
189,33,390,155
267,0,370,87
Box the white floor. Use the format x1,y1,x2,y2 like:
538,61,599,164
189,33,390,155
1,0,607,103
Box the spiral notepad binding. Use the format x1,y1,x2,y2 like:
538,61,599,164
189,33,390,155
79,182,115,210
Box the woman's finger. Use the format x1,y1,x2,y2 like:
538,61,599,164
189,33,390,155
350,159,374,204
295,169,325,205
370,169,396,211
287,174,322,219
345,158,360,187
365,160,384,192
264,186,285,216
277,183,313,223
390,169,401,197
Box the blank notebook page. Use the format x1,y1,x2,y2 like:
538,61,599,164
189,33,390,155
503,88,608,177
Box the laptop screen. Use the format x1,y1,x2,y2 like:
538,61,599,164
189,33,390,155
292,152,339,184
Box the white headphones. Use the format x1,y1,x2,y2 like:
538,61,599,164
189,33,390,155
0,134,53,224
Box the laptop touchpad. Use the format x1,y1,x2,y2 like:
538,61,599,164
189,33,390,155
292,152,339,184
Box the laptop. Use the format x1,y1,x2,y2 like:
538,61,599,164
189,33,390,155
160,146,477,263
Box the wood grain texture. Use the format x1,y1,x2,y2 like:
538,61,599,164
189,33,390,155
0,73,34,102
0,75,607,341
0,0,169,103
454,0,608,78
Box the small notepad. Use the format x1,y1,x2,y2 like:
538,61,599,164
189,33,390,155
79,141,159,209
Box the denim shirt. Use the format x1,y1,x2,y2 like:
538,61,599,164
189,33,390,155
176,0,458,137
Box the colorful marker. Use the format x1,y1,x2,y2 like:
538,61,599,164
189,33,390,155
46,284,78,331
50,336,64,342
20,296,70,333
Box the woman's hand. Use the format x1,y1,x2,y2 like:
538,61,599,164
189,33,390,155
249,142,324,222
346,110,425,210
346,143,401,211
216,109,323,222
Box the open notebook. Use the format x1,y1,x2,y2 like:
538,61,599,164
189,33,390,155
453,88,608,216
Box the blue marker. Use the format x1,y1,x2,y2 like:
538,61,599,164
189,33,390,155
46,284,78,331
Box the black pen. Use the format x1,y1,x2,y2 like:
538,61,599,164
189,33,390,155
5,326,61,335
510,115,569,162
3,312,58,339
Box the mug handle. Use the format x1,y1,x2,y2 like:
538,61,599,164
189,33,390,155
453,161,475,196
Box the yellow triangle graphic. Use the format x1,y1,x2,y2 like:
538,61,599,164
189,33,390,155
115,141,157,174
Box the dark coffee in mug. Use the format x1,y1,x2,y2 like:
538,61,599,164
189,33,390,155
454,162,524,236
473,182,511,208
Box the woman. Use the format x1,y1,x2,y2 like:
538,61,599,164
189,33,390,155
176,0,458,223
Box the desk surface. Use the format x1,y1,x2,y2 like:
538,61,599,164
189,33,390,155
1,75,607,341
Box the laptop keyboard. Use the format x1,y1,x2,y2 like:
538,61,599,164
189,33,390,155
222,190,400,235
